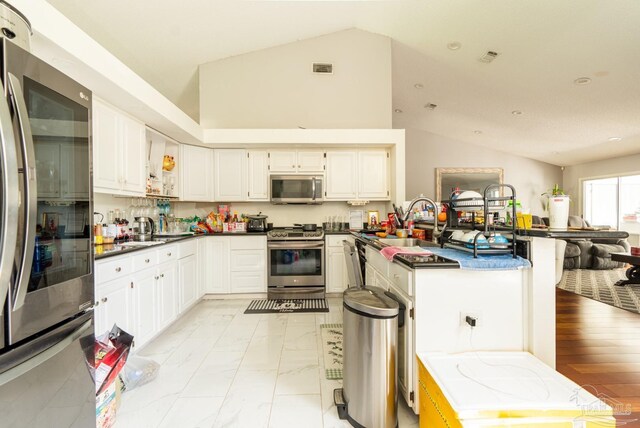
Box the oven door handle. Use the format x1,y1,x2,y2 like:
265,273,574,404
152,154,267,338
8,73,37,311
268,242,325,249
0,80,20,318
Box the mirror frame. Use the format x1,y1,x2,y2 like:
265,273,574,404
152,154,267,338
435,167,504,201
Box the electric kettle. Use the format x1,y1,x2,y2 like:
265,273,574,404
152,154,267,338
133,217,154,241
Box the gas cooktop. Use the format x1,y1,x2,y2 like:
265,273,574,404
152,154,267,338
267,227,324,241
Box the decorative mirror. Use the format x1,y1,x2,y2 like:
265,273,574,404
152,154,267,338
436,168,504,201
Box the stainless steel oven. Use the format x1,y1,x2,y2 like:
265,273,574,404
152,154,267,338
267,227,325,299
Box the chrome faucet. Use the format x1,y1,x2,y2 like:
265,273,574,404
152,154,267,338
402,196,444,243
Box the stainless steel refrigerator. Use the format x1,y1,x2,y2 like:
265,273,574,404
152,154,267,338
0,13,95,427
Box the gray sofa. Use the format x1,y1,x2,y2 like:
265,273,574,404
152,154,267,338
542,216,630,270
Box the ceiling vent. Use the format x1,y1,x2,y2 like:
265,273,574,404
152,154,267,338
478,51,499,64
424,103,438,110
312,63,333,74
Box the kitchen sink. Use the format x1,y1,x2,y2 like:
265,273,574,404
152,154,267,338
376,238,434,247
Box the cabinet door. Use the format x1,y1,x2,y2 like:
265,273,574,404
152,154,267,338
358,150,389,200
92,99,121,191
326,247,347,294
248,150,269,201
120,114,146,195
178,255,198,313
34,142,60,198
365,263,375,287
95,278,131,336
325,151,357,200
181,145,214,201
207,237,230,294
230,271,266,293
214,149,247,201
229,249,266,293
157,263,178,330
268,151,297,173
297,151,325,172
60,143,90,200
132,269,157,348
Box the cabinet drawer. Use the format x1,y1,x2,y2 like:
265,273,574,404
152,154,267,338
178,239,197,258
230,271,266,293
366,246,389,277
326,234,352,248
132,250,158,271
229,236,265,250
157,245,178,263
96,257,132,284
388,261,412,296
230,250,265,271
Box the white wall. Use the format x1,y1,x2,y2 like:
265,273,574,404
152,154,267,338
199,29,392,129
404,128,562,216
563,152,640,215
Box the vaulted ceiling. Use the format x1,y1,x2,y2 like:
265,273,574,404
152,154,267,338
45,0,640,166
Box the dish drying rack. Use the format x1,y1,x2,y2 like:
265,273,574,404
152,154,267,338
440,184,517,258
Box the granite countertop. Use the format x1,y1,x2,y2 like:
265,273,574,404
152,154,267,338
94,232,268,260
352,233,460,269
516,228,629,239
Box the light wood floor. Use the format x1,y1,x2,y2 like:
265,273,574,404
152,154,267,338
556,288,640,426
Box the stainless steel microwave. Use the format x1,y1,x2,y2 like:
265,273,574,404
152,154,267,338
270,175,323,204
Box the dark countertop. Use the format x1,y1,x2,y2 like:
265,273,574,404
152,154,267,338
94,232,268,260
352,233,460,269
516,229,629,239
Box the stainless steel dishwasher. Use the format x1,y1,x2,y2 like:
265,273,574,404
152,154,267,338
335,287,399,428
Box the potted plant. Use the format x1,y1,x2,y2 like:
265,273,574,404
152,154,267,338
542,184,570,230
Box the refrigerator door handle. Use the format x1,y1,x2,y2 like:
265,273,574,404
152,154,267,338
7,73,37,311
0,81,20,317
0,319,91,387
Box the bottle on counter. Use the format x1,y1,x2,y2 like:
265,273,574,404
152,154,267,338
232,211,238,223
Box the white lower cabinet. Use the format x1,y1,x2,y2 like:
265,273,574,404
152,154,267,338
95,277,132,336
132,269,157,347
179,254,198,312
206,237,230,293
325,234,354,293
229,236,266,293
157,262,178,331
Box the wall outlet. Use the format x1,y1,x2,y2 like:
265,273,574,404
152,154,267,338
460,311,482,327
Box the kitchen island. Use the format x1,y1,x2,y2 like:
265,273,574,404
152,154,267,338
354,233,533,414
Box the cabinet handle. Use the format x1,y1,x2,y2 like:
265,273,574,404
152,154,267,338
115,267,121,272
292,165,295,168
393,274,400,279
161,274,165,278
145,258,150,263
95,301,99,306
155,276,159,280
101,297,108,303
298,165,301,168
130,282,134,289
167,252,172,256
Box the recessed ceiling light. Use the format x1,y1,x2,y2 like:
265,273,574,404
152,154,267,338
447,42,461,51
608,137,622,142
394,108,403,113
414,83,424,89
424,103,438,110
574,77,592,85
473,130,482,134
512,110,522,115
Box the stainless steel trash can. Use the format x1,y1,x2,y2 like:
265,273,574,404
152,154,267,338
338,286,399,428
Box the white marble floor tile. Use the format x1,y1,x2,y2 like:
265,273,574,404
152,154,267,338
115,298,419,428
158,396,225,428
268,394,323,428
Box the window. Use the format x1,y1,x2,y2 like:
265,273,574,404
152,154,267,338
583,174,640,236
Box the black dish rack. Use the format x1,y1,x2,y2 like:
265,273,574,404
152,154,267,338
440,184,517,258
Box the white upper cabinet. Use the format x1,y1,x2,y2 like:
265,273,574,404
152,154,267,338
214,149,248,201
269,150,324,174
325,151,357,200
92,98,145,196
325,149,390,201
248,150,269,201
357,150,389,200
269,151,297,173
297,151,325,172
181,145,214,202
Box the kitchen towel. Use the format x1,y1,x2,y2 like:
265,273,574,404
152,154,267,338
380,246,433,261
427,247,531,270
